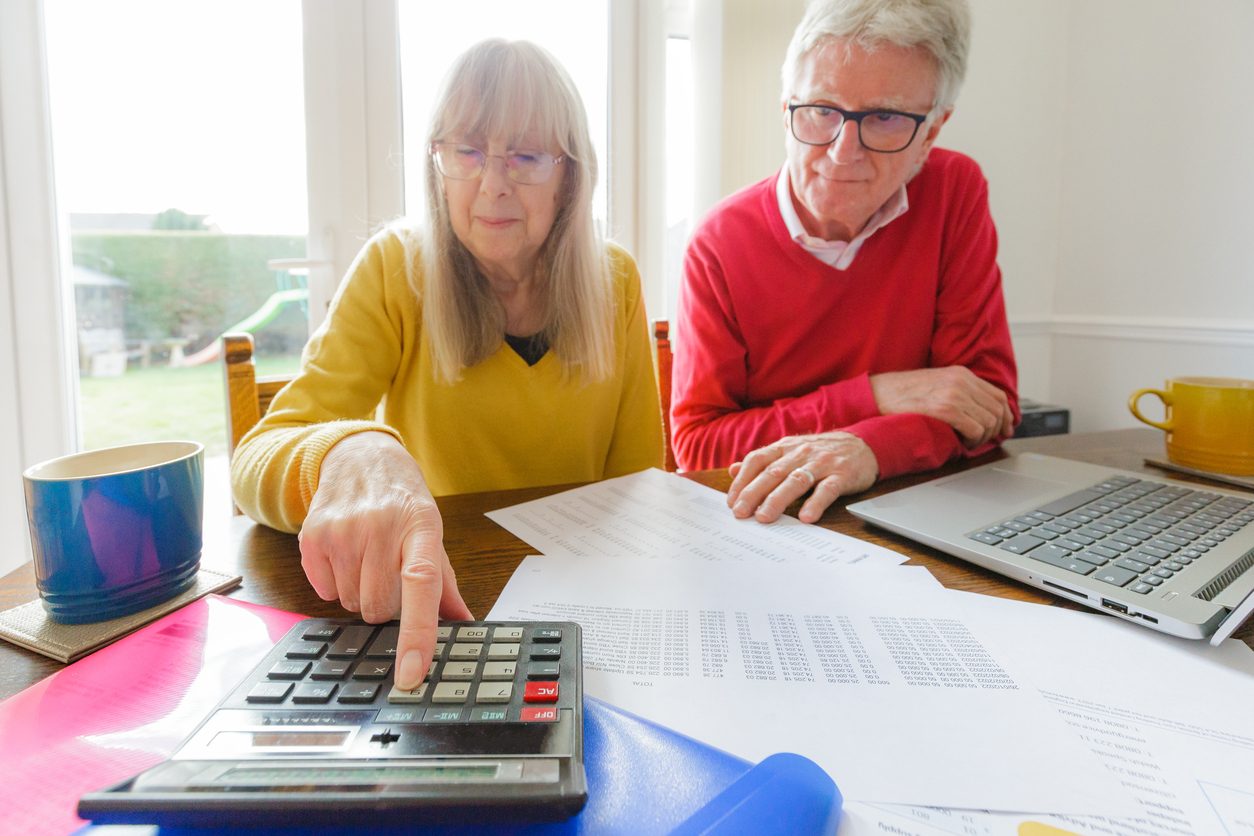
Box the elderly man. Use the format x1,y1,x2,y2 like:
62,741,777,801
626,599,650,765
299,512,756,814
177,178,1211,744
672,0,1018,524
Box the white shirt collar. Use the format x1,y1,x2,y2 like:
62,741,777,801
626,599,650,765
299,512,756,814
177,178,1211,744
775,167,909,270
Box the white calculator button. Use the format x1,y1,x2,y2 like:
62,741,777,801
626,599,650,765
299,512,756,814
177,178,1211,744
436,626,453,641
492,626,524,642
443,662,477,681
448,643,483,661
481,661,516,680
487,643,520,661
456,626,489,641
386,682,428,703
475,682,513,704
431,682,471,703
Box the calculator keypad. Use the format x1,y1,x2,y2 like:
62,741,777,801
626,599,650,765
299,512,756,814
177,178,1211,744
241,619,574,725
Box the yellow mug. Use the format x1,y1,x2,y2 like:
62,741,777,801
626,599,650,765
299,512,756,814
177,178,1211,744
1128,376,1254,475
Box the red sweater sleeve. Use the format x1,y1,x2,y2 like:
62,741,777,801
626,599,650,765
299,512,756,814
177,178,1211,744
848,166,1019,479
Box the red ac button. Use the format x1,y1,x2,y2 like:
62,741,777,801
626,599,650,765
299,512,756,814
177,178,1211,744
524,681,559,703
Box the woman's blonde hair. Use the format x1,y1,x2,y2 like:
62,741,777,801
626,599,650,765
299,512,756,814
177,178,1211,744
417,39,612,384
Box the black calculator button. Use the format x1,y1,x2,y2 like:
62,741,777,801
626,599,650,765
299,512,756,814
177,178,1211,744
267,660,311,680
487,643,520,661
492,626,524,642
376,707,422,723
424,707,464,722
475,682,513,704
310,661,352,680
352,662,393,681
520,706,558,723
470,707,509,722
328,626,376,659
302,624,341,641
286,642,326,660
386,682,428,703
524,682,559,703
365,626,399,659
529,646,561,661
292,683,337,704
481,662,516,680
448,643,483,661
532,628,562,643
337,684,380,703
431,682,471,703
246,682,293,703
526,662,560,681
456,626,490,641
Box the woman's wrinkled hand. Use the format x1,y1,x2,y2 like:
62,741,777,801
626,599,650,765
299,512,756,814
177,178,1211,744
298,431,472,689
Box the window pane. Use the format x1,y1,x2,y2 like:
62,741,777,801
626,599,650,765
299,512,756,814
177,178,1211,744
665,35,695,324
44,0,308,523
397,1,609,227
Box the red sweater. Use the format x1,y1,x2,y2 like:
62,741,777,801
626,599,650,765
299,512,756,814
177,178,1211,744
672,148,1018,477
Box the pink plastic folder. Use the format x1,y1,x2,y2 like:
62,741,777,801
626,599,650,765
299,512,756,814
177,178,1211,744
0,594,303,836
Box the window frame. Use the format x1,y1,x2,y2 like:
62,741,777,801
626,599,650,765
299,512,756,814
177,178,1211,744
0,0,662,573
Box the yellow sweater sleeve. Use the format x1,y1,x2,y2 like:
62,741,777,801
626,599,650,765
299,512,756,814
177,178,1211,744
229,232,407,533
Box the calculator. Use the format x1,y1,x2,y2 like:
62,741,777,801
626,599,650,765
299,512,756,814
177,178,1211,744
78,618,586,827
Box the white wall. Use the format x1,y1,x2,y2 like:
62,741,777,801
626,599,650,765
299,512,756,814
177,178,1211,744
942,0,1068,402
708,0,1254,432
1048,0,1254,430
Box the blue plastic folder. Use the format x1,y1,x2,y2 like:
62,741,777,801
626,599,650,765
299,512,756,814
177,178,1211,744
76,697,841,835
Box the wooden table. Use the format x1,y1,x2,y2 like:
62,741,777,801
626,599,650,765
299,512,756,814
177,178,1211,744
2,428,1250,700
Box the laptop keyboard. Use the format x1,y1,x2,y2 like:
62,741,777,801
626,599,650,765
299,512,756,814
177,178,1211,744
967,476,1254,594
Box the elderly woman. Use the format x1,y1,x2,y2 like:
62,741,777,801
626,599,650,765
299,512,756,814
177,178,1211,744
231,39,663,689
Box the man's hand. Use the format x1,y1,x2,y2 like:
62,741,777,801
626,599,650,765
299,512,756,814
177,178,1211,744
298,432,472,690
870,366,1014,448
727,432,879,524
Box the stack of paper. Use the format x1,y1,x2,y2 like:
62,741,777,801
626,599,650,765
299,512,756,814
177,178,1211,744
486,468,1254,834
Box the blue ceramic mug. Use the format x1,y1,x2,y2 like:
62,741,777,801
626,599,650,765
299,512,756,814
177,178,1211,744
23,440,204,624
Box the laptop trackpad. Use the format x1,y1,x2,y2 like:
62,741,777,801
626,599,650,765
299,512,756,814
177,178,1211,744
940,467,1070,507
904,466,1075,525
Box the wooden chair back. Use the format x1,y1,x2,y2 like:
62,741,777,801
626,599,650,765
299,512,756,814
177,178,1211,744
223,331,294,459
653,319,677,472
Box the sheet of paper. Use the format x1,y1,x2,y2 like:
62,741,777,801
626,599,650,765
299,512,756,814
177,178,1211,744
839,593,1254,836
0,595,303,836
487,467,907,566
488,553,1137,816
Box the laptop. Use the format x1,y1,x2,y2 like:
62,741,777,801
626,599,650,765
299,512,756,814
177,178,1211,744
846,453,1254,644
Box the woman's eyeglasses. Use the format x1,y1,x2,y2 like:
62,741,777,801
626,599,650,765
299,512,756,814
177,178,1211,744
430,143,565,184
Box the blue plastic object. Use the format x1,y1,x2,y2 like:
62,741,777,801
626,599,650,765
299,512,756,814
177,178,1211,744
76,697,841,835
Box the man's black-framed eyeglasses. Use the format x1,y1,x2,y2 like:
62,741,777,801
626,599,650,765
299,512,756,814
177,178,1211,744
787,103,929,154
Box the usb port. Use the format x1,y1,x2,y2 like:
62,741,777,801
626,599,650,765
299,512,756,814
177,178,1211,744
1101,599,1129,615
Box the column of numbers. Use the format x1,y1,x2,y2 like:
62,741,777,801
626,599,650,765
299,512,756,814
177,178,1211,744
735,611,777,681
768,613,813,682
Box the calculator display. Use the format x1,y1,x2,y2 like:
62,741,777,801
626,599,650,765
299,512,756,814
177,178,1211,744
212,730,351,748
221,764,499,784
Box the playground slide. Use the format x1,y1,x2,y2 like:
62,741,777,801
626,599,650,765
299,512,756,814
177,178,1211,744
181,288,308,366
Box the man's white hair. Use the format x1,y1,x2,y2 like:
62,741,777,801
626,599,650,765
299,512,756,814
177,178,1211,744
781,0,972,110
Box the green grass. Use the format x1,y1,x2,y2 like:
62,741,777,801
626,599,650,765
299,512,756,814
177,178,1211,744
78,355,301,457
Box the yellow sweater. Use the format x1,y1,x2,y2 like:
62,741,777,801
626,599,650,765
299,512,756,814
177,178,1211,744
231,228,664,533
